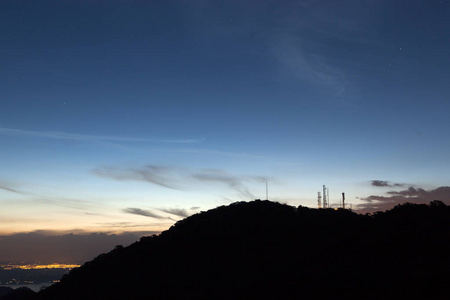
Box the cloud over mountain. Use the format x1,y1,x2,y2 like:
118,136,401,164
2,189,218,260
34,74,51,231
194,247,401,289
158,208,190,218
122,208,168,219
0,232,142,264
357,186,450,213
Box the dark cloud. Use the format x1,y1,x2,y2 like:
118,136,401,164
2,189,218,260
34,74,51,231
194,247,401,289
357,186,450,213
371,180,390,187
0,185,20,194
122,208,167,219
93,165,181,190
190,206,200,210
123,207,194,220
371,180,405,187
158,208,190,218
0,231,141,264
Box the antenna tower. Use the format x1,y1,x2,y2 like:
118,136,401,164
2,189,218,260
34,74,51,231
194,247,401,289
317,192,322,209
342,192,345,209
327,187,330,208
265,180,268,200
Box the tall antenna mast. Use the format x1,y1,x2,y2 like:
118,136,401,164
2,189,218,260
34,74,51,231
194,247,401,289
265,180,268,200
327,187,330,208
317,192,322,209
342,192,345,209
323,185,327,208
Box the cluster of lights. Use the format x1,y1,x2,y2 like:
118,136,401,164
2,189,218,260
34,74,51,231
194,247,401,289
5,279,19,285
0,263,80,270
2,279,60,285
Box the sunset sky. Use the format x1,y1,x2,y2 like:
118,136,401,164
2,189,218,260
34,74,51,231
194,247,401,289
1,0,449,261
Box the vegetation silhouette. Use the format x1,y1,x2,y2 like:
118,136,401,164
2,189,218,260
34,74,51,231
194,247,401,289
0,287,35,300
0,287,14,298
29,200,448,299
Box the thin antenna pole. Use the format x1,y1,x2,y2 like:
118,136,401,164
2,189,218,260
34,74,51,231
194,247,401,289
318,192,322,209
327,187,329,208
266,180,268,200
342,192,345,209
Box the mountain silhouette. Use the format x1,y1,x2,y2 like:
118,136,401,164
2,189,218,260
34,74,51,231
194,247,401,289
32,200,449,299
0,287,14,298
0,287,35,300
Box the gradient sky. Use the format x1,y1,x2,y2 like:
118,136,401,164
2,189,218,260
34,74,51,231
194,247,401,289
1,0,450,247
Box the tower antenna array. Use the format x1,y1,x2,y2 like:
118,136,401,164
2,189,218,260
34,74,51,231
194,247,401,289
317,192,322,209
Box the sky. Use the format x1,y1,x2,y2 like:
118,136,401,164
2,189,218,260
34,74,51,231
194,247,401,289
1,0,450,262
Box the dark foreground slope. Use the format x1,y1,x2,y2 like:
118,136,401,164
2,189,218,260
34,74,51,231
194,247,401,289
35,200,449,299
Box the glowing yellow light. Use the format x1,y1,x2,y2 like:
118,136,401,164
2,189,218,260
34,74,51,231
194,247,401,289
0,263,80,270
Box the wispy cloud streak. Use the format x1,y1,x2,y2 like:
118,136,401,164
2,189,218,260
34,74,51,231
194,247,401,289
93,165,182,190
177,148,267,160
274,41,348,95
158,208,190,218
0,185,21,194
122,208,168,219
0,127,203,144
192,169,266,199
93,165,269,200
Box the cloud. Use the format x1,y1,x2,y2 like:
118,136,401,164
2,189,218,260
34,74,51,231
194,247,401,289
251,176,270,183
371,180,405,187
0,127,202,144
93,164,269,200
0,180,30,195
158,208,190,218
176,148,266,160
93,165,182,190
272,38,348,96
0,184,21,194
34,196,97,211
264,1,387,102
123,206,195,220
122,208,168,219
357,186,450,213
192,169,256,199
385,187,450,199
96,221,165,231
0,231,141,264
267,4,358,99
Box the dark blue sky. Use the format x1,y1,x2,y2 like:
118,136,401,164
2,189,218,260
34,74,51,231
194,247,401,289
1,0,450,237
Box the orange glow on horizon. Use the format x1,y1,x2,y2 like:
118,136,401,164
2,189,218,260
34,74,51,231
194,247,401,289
0,263,80,270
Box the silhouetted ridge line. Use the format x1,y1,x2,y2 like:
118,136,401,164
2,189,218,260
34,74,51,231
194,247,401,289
33,200,449,300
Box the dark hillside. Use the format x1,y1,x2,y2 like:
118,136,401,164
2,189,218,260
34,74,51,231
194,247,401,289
34,200,449,299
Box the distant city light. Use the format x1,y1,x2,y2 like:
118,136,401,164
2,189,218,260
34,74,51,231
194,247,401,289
0,263,80,271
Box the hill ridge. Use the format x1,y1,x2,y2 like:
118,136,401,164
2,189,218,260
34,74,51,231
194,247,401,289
34,200,450,300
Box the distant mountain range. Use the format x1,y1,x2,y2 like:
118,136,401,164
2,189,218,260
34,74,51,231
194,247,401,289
0,287,35,300
8,200,450,299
